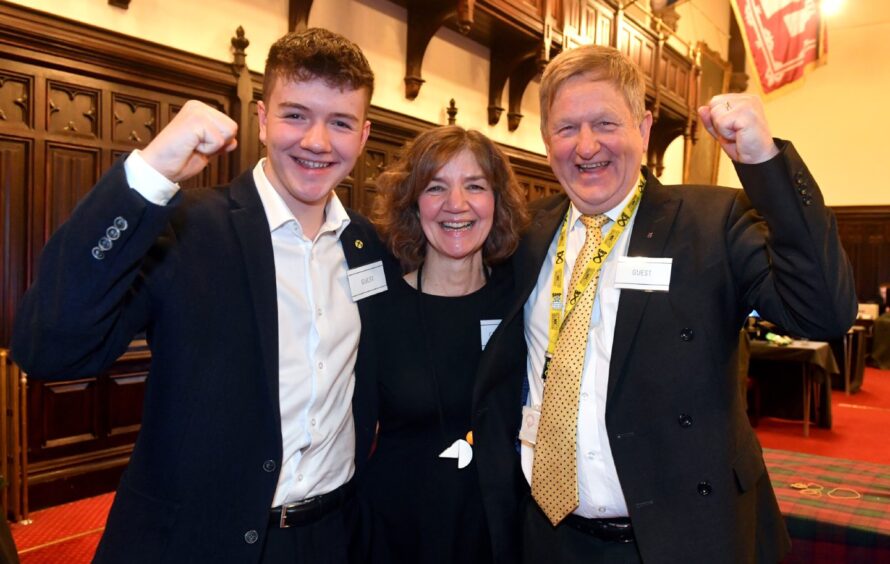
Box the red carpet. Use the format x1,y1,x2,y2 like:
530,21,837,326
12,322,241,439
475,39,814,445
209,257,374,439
754,367,890,465
9,492,111,562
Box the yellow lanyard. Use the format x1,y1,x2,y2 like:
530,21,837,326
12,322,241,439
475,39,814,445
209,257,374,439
543,173,646,376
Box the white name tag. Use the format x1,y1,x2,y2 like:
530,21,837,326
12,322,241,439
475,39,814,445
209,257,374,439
518,405,541,446
480,319,501,350
614,256,672,292
347,260,388,301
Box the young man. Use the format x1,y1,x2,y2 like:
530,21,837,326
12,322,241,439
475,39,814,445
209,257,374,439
481,45,856,562
12,29,393,563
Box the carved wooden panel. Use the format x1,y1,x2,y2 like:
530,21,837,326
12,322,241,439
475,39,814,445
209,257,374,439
112,94,157,145
660,49,690,101
47,82,99,138
618,22,657,83
0,71,31,129
585,1,613,46
45,144,99,237
35,378,99,449
0,137,29,347
107,372,146,436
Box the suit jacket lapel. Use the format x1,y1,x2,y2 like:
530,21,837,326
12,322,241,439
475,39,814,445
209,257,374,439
607,170,680,401
229,172,281,430
503,196,570,328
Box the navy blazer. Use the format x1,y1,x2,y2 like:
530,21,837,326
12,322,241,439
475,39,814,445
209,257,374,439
497,141,856,564
12,160,395,563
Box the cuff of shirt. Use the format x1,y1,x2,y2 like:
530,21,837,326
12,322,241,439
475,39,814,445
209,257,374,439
124,150,180,205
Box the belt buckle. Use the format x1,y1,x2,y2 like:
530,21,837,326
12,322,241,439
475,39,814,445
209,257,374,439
278,496,316,528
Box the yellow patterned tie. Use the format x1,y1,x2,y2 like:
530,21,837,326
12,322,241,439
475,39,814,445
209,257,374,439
532,214,609,526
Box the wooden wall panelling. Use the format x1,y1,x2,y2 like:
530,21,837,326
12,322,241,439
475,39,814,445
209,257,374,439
834,207,890,303
0,3,257,511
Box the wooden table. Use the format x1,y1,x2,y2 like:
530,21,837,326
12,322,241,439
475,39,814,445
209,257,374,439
749,340,839,436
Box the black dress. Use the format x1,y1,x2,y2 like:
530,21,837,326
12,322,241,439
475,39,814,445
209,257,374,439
357,265,515,564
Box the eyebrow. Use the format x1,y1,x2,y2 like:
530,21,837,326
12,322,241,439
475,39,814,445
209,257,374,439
430,174,488,182
278,102,360,122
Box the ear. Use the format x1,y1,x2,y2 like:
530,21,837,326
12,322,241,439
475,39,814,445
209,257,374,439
639,110,654,152
360,120,371,150
257,100,268,145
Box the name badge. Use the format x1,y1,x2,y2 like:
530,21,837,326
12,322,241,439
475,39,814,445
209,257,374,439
480,319,501,350
347,260,388,301
518,405,541,446
614,256,672,292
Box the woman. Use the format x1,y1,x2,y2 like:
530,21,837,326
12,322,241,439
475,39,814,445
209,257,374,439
357,126,529,563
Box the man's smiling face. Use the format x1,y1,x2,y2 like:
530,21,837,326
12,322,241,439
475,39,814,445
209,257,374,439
258,76,370,219
544,73,652,214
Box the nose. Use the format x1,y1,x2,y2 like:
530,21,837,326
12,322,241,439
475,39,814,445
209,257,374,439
301,121,331,153
444,187,469,212
576,125,599,159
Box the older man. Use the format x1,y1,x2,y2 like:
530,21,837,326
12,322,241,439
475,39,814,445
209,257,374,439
486,45,855,562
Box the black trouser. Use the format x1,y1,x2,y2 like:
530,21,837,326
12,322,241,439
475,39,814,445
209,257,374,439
521,495,643,564
260,489,363,564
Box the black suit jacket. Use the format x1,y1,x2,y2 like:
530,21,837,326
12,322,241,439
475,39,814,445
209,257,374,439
11,160,394,563
489,141,856,563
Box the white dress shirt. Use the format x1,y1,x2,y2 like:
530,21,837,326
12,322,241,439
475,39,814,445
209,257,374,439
522,187,639,518
124,151,360,507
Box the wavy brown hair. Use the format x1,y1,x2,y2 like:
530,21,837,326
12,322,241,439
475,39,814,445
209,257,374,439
372,126,529,272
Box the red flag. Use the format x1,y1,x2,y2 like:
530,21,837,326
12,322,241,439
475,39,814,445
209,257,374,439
731,0,828,94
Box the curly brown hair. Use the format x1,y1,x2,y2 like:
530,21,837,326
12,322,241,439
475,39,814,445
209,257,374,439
263,28,374,109
372,126,529,272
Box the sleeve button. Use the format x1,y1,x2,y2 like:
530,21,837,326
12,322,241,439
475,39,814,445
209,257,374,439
113,216,128,230
91,247,105,260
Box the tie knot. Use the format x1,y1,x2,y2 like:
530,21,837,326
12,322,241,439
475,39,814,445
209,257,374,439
580,214,609,232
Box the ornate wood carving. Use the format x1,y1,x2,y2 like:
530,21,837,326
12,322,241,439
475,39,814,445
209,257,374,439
0,71,31,128
47,83,99,138
112,94,157,145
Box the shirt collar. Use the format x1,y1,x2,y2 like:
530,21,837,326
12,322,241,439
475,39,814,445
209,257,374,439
567,179,639,230
252,159,351,238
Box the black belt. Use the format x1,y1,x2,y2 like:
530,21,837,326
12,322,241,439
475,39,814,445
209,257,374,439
270,480,354,528
564,515,635,543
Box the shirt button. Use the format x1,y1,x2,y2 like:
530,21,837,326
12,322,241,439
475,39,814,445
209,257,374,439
310,418,317,427
244,530,259,544
580,392,589,400
317,361,324,370
297,474,304,482
262,460,276,472
586,451,595,460
316,307,323,317
597,506,607,514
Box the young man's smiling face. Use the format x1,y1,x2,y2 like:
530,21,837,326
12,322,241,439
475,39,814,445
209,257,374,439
544,73,652,215
258,75,371,221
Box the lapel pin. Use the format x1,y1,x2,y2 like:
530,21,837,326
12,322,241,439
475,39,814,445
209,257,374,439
354,240,364,249
646,232,654,239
